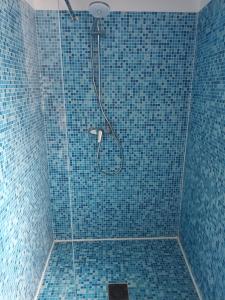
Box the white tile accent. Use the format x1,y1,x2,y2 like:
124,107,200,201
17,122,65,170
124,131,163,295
31,0,207,12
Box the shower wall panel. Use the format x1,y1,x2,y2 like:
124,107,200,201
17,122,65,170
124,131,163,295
37,11,196,239
180,0,225,298
36,11,72,239
0,1,53,299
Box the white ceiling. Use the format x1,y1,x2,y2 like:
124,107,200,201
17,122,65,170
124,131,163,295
30,0,211,12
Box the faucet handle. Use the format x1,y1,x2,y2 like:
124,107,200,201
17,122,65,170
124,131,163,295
89,128,98,135
97,129,103,143
88,128,103,143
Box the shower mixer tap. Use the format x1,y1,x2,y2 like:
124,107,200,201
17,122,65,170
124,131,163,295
89,128,103,143
98,129,103,143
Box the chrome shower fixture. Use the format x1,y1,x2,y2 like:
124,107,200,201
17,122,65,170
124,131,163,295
89,128,103,143
89,2,124,175
91,18,105,36
64,0,78,21
88,1,110,18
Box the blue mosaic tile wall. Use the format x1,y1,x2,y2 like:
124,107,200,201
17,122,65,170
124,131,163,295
36,11,72,240
0,1,53,299
36,11,197,239
180,0,225,299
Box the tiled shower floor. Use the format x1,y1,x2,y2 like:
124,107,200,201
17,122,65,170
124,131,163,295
38,239,199,300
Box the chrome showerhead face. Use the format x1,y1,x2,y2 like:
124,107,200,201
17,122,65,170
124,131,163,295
88,1,110,18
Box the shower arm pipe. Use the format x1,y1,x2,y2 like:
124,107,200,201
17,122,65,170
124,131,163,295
64,0,78,21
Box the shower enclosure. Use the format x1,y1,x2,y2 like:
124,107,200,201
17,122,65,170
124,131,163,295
36,0,199,298
1,0,224,299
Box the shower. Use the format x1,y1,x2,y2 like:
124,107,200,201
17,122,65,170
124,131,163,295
89,1,110,18
65,0,124,175
64,0,123,175
88,1,124,175
2,0,222,298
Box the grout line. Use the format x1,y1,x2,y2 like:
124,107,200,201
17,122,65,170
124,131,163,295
178,11,200,235
177,238,202,300
57,2,77,295
54,236,178,243
33,241,55,300
34,7,55,241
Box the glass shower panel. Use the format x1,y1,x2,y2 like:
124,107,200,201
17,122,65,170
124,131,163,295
36,1,76,298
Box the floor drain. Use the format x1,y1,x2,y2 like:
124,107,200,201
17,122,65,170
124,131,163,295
108,283,129,300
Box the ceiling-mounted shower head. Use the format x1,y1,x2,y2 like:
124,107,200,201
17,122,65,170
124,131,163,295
88,1,110,18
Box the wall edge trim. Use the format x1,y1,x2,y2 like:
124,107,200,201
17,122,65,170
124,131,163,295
54,236,178,243
178,11,200,235
178,238,203,300
33,241,55,300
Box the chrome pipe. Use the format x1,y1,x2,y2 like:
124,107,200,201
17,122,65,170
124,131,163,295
90,19,124,175
64,0,78,21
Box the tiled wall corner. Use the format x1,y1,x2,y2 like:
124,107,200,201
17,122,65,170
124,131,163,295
180,0,225,298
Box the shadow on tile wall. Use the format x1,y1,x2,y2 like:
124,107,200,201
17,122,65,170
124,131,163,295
180,0,225,299
0,0,53,299
36,11,72,240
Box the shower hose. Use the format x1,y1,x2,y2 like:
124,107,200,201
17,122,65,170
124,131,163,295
90,20,124,175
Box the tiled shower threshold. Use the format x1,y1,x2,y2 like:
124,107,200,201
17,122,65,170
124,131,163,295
35,237,201,300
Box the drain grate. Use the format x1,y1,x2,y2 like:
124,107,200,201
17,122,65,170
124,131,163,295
108,283,129,300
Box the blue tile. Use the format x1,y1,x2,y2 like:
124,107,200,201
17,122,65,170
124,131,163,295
0,0,53,299
36,10,72,240
36,11,196,239
38,240,199,300
180,0,225,299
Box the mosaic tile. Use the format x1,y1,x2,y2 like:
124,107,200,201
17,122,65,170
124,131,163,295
180,0,225,299
0,1,53,299
36,11,72,240
38,239,199,300
36,11,196,239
